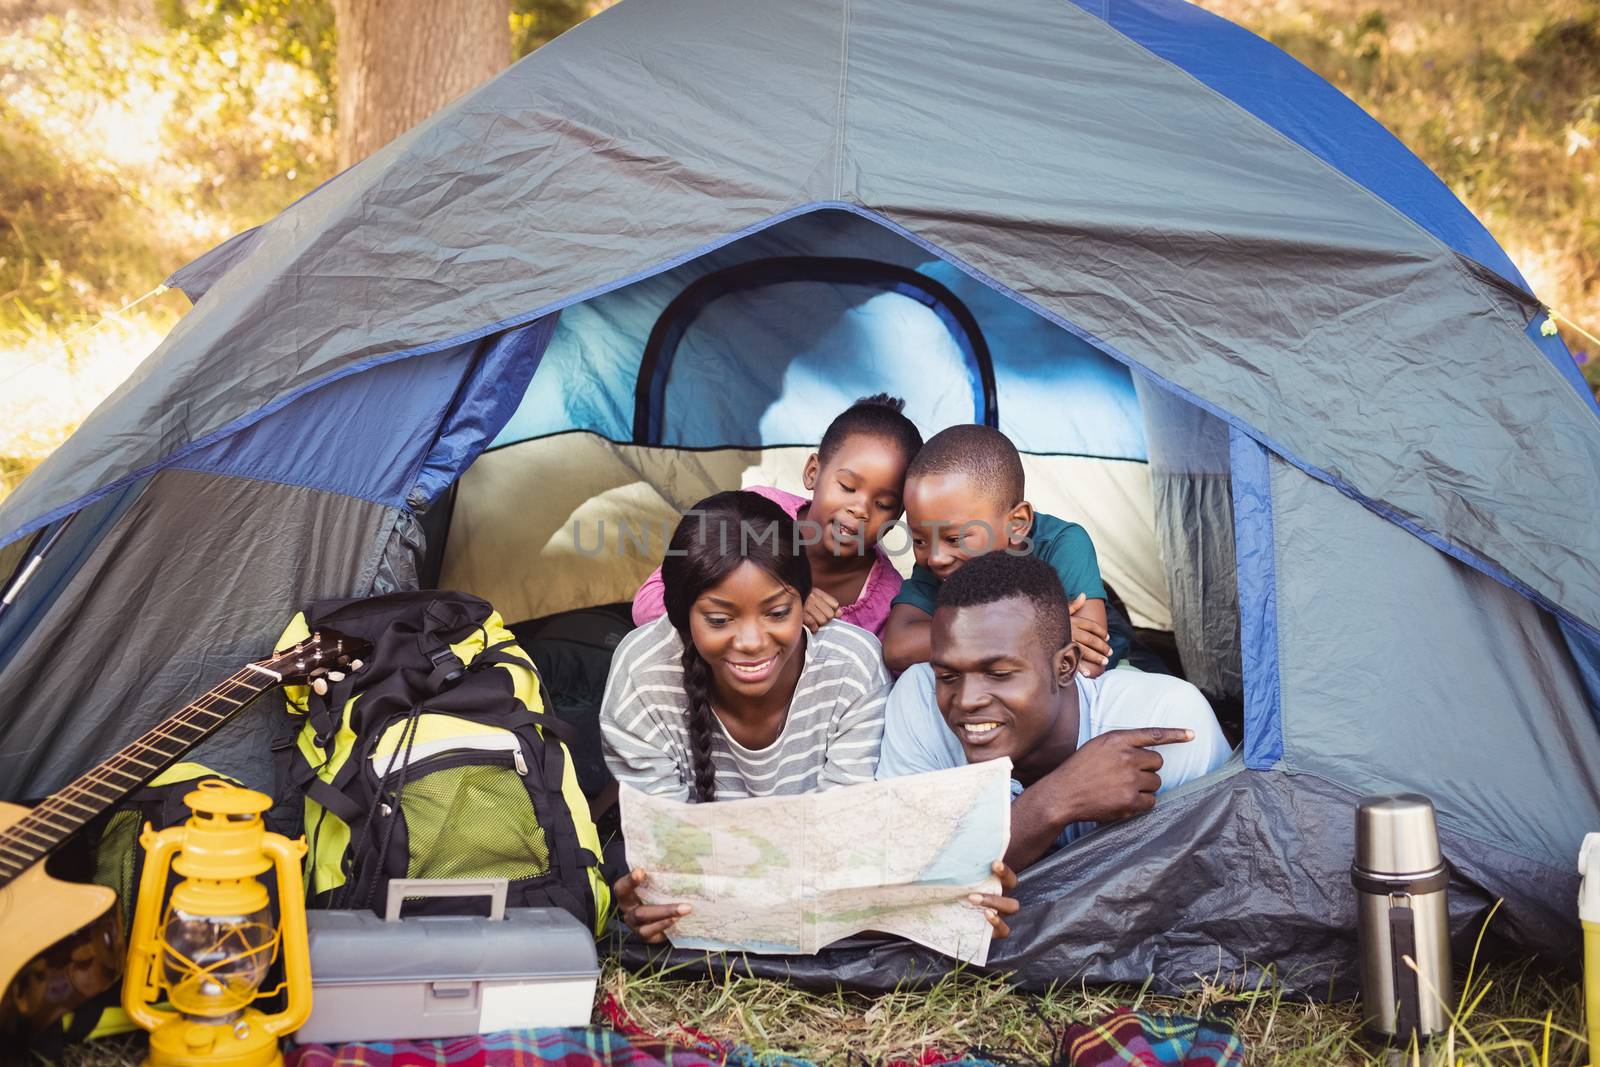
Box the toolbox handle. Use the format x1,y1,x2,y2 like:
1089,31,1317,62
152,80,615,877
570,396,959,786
384,878,509,921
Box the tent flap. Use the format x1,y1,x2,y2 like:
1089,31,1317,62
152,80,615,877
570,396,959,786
1230,430,1282,769
0,469,392,800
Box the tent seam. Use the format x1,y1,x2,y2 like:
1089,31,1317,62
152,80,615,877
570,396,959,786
833,0,851,201
478,427,1152,464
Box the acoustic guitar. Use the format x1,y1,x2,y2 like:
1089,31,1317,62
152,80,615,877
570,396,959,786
0,630,366,1040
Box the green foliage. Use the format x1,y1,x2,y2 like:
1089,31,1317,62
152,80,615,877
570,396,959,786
157,0,337,127
154,0,598,82
0,10,333,335
511,0,594,58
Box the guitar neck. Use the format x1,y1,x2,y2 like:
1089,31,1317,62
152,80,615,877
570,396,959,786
0,665,281,887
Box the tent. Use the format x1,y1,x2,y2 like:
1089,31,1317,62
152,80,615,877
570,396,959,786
2,0,1598,996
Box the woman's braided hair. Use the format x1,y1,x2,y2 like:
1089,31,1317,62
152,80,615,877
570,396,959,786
661,491,812,803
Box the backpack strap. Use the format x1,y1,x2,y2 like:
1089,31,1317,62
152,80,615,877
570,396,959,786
274,729,368,827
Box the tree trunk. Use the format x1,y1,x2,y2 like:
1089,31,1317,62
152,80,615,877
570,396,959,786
334,0,510,169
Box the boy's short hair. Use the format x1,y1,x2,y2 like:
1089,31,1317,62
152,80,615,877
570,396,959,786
906,425,1024,506
936,551,1069,655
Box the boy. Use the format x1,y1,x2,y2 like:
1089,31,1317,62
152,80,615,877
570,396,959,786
880,424,1147,675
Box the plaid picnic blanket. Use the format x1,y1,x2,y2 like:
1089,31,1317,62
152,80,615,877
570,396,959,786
286,1028,722,1067
1061,1008,1243,1067
285,1024,1002,1067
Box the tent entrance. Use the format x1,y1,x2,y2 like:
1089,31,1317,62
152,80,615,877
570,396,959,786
633,256,999,445
431,208,1244,723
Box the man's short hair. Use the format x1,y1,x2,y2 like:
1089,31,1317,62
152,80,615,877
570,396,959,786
936,551,1070,655
905,425,1024,507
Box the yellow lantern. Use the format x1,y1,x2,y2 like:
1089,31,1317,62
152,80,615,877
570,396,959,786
122,781,311,1067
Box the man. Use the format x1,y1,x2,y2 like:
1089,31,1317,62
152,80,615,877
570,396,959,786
877,552,1230,870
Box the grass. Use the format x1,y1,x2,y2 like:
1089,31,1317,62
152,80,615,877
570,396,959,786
33,953,1592,1066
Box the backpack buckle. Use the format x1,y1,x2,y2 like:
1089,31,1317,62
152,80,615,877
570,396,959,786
426,643,465,686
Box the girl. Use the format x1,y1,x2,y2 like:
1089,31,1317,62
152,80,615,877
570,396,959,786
630,394,921,638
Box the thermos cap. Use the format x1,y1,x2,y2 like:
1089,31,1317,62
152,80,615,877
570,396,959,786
1354,793,1443,877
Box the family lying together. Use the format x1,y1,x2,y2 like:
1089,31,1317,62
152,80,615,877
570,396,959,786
598,396,1231,943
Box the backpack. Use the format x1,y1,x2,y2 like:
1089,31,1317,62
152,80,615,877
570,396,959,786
273,591,610,934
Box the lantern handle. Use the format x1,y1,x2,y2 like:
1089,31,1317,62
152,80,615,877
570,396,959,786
259,833,313,1038
384,878,510,922
121,825,187,1033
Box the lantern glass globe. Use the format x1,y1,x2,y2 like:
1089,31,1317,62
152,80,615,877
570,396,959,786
160,905,276,1021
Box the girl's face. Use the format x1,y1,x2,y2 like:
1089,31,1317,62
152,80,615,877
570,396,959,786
802,434,910,559
689,560,806,701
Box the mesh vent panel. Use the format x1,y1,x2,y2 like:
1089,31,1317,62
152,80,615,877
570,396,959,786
92,809,144,925
398,764,550,881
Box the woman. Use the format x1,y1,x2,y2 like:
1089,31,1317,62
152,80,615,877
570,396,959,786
601,491,1017,943
603,491,888,804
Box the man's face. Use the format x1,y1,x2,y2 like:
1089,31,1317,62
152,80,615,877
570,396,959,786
929,598,1078,767
903,472,1023,581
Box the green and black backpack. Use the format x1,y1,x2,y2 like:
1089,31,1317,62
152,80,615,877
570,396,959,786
272,591,611,933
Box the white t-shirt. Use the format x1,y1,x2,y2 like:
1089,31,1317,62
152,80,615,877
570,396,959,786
876,664,1231,847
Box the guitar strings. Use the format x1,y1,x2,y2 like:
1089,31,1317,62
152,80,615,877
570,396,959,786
0,671,259,875
0,668,274,876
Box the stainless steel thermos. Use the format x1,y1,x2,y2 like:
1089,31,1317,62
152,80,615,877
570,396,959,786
1352,793,1452,1043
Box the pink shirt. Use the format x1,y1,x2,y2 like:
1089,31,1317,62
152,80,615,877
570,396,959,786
630,485,903,639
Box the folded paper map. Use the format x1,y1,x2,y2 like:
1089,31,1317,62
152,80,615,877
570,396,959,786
620,758,1012,965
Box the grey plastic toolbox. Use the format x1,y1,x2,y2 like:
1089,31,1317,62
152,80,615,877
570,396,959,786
296,879,599,1044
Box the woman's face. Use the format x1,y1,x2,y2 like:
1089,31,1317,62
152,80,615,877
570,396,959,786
803,434,909,558
688,560,807,702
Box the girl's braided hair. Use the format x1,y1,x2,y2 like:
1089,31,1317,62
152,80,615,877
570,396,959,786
817,394,923,467
661,491,812,803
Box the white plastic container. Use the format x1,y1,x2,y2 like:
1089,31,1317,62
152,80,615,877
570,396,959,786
296,879,599,1044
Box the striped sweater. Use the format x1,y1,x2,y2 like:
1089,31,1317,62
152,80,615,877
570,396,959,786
600,615,890,802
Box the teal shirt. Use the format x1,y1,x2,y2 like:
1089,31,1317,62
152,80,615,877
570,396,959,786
891,511,1132,666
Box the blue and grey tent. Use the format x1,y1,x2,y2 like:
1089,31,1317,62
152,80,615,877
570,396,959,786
2,0,1597,994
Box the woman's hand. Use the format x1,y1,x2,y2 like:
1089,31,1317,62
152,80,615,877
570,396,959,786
803,589,841,632
967,860,1021,938
613,867,690,942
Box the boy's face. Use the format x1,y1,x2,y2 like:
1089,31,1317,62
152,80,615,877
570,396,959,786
903,471,1031,581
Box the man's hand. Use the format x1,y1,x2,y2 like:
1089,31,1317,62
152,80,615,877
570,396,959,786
1057,727,1193,823
803,589,841,632
613,867,690,942
966,860,1021,939
1067,592,1111,677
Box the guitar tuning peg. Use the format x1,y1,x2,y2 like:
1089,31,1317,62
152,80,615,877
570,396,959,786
327,671,346,683
311,677,329,697
350,659,365,671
